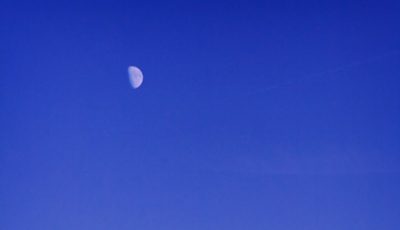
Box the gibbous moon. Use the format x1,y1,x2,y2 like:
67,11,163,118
128,66,143,89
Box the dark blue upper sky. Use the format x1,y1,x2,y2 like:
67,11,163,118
1,0,400,229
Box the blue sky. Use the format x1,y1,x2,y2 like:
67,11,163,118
1,0,400,229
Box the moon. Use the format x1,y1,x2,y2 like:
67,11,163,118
128,66,143,89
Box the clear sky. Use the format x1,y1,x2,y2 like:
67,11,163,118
1,0,400,229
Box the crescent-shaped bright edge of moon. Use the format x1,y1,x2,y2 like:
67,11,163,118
128,66,143,89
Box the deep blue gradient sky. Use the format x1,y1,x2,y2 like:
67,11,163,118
1,0,400,229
